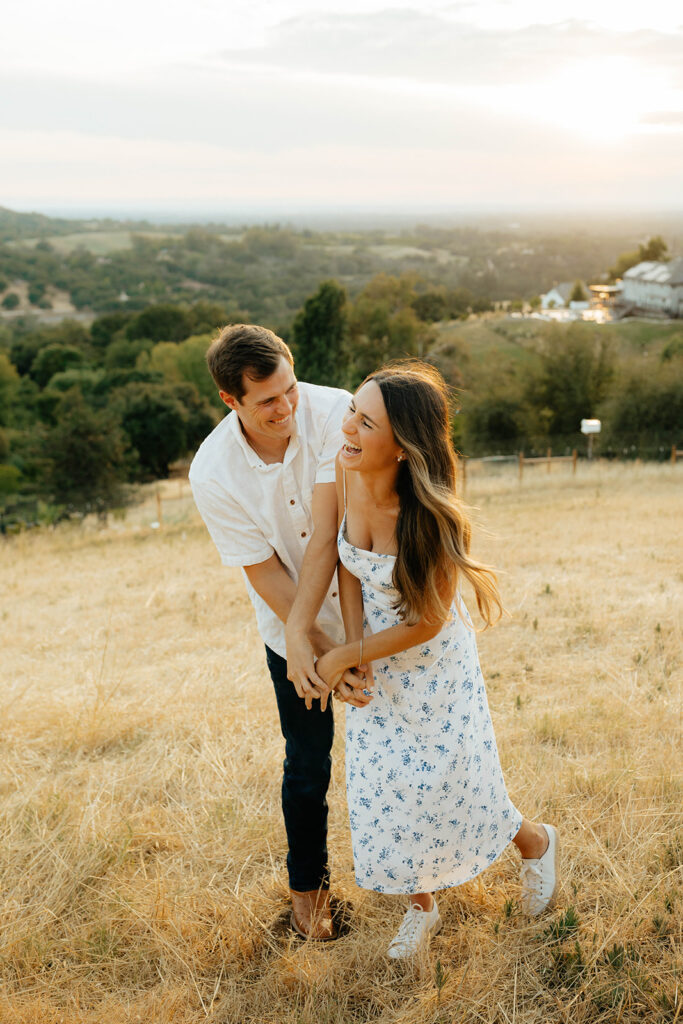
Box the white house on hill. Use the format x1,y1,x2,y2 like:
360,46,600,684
621,259,683,317
541,281,590,310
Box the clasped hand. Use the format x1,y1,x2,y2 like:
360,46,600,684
285,628,373,711
315,650,374,711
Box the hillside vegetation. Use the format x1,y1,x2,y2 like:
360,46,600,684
1,209,682,527
1,462,680,1023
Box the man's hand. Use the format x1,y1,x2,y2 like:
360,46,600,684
285,627,330,710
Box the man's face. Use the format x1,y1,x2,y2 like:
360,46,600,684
220,357,299,446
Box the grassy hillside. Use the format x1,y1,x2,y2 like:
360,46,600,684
434,317,683,371
1,463,681,1023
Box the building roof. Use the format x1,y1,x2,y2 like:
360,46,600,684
623,259,683,286
557,281,589,302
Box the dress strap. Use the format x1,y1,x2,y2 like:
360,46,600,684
342,468,347,511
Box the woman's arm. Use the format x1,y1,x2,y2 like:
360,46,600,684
317,613,446,692
325,456,373,708
339,559,363,645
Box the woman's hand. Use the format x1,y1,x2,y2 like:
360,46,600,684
315,648,348,692
317,650,374,709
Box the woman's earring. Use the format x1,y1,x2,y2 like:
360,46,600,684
397,454,404,462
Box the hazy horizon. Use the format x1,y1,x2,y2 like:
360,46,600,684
7,202,683,237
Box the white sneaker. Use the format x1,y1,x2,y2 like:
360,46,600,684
520,823,559,916
387,899,442,959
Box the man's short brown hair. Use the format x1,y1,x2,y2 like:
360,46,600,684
206,324,294,401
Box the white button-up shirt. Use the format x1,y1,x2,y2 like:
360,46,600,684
189,381,351,658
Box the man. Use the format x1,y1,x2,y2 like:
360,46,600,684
189,323,365,940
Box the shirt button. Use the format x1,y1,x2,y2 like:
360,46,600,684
332,591,338,597
289,499,295,505
301,531,307,538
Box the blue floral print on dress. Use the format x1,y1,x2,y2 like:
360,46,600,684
338,511,522,895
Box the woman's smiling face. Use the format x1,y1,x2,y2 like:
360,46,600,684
340,379,403,473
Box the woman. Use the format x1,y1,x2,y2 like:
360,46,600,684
315,363,559,959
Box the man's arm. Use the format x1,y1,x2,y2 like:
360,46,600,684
243,553,332,707
284,481,340,695
191,468,336,707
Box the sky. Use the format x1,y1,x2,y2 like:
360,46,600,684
1,0,682,217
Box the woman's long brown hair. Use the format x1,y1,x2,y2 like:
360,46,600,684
367,362,502,628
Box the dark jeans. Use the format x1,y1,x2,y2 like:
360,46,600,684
265,645,334,892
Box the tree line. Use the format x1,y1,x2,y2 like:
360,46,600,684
2,208,668,327
1,273,681,529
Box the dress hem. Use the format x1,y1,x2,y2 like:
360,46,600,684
353,810,524,896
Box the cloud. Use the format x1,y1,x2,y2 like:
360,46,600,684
215,10,683,88
1,8,681,209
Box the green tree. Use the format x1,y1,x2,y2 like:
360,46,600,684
639,235,668,262
412,290,447,323
2,293,20,310
43,391,128,516
608,235,669,281
30,344,86,388
599,361,683,453
145,333,221,410
90,312,132,349
347,274,434,384
569,281,587,303
46,367,104,397
104,336,151,370
0,353,20,426
188,300,228,335
291,280,349,387
525,324,616,437
126,304,192,343
170,382,216,452
113,382,188,479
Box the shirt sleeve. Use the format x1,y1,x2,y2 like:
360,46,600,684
315,389,351,484
190,478,274,568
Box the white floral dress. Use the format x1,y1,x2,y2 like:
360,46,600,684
339,513,522,895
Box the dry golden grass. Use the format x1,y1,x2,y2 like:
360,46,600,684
1,463,681,1024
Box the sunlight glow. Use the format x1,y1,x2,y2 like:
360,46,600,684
467,56,682,143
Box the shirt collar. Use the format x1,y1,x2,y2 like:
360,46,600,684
227,407,301,470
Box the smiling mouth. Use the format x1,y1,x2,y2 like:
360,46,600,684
271,415,290,425
342,441,361,455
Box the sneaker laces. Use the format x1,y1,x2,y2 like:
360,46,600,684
389,905,428,953
520,859,545,909
521,859,543,887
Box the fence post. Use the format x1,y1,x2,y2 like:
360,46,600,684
572,449,577,475
518,452,524,482
547,447,552,473
672,444,677,465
